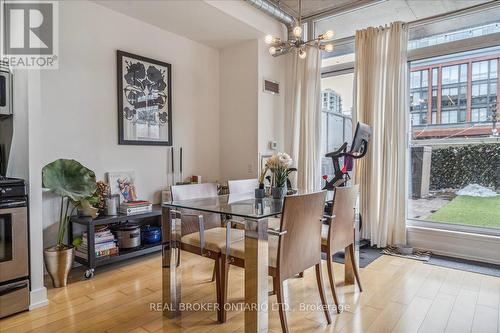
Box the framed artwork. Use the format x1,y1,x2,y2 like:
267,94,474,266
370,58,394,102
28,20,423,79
107,171,138,203
117,50,172,146
259,154,273,177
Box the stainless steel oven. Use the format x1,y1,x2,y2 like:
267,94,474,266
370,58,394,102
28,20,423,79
0,179,29,318
0,207,28,282
0,64,13,116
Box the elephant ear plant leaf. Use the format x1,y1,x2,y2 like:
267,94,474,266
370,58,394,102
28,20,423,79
42,159,97,249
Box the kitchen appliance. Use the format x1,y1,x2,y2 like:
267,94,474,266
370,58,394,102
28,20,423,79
0,178,29,319
141,225,161,245
112,223,141,249
0,63,13,116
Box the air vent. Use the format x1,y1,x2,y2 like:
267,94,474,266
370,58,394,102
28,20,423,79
263,79,279,95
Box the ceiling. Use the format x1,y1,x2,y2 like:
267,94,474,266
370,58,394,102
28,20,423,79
94,0,265,49
269,0,368,19
95,0,494,50
314,0,493,40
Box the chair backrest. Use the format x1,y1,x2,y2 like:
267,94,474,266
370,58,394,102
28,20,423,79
227,178,258,195
170,183,220,235
328,185,358,253
277,191,326,280
171,183,218,201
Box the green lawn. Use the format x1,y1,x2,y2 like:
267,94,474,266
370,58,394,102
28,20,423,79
429,196,500,228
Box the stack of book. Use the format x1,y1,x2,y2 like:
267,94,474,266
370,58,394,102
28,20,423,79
119,200,152,215
75,227,119,260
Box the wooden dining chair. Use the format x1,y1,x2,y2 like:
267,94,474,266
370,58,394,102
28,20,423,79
220,191,332,332
170,183,245,322
227,178,280,230
321,185,362,313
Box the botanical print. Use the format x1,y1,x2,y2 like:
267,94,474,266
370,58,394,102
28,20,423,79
117,51,172,145
107,171,137,203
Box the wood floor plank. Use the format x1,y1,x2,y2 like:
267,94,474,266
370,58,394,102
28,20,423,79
445,288,479,333
477,276,500,309
392,296,433,333
364,302,406,333
471,304,498,333
418,292,456,333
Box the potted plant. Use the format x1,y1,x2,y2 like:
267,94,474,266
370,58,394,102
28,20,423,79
42,159,97,287
267,153,294,199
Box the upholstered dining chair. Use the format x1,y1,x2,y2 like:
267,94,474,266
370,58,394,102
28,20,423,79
220,191,332,332
321,185,362,313
227,178,280,230
170,183,245,322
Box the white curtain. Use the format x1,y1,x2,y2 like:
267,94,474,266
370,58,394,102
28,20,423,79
286,47,322,191
354,22,409,247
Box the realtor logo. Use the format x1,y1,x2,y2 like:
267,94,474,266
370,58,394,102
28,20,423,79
1,1,58,68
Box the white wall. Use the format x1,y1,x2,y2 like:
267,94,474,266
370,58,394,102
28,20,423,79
257,39,286,157
219,40,259,181
40,0,220,247
218,38,286,182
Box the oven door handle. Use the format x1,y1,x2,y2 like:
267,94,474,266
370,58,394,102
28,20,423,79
0,281,28,296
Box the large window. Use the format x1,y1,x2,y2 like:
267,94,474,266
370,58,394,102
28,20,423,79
320,55,354,180
408,46,500,232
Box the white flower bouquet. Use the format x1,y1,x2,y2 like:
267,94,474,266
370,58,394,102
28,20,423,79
266,152,294,188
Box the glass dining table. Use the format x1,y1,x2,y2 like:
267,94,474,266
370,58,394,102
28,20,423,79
161,190,357,333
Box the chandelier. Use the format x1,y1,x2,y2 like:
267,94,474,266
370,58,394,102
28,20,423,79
265,0,334,59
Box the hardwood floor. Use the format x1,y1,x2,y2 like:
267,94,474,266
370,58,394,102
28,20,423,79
1,251,499,333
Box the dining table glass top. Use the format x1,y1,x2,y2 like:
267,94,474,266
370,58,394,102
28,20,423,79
162,189,334,220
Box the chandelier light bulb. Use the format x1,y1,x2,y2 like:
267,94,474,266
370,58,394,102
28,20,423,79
324,43,334,52
265,35,274,45
299,48,307,59
269,47,277,55
293,25,303,38
324,30,334,40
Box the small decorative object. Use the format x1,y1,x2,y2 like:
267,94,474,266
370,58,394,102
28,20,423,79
107,171,137,203
117,50,172,146
42,159,97,287
106,194,120,216
266,152,294,199
141,225,162,245
95,181,109,214
255,164,268,198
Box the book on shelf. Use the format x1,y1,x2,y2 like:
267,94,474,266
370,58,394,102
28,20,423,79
120,200,151,207
75,246,119,260
76,226,119,259
119,202,152,215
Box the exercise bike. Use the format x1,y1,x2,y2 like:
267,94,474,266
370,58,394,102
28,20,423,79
323,122,371,237
322,122,371,191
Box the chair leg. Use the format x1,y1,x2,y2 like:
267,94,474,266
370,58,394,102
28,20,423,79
220,261,230,323
211,263,216,282
214,257,222,323
348,244,363,292
315,263,332,325
274,277,289,333
326,250,341,313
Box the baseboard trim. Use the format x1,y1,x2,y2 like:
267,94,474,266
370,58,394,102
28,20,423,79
408,226,500,265
29,287,48,310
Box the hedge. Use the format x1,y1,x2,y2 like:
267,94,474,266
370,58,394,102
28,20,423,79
430,143,500,190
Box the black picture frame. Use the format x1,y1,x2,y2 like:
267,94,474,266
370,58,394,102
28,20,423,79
117,50,172,146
